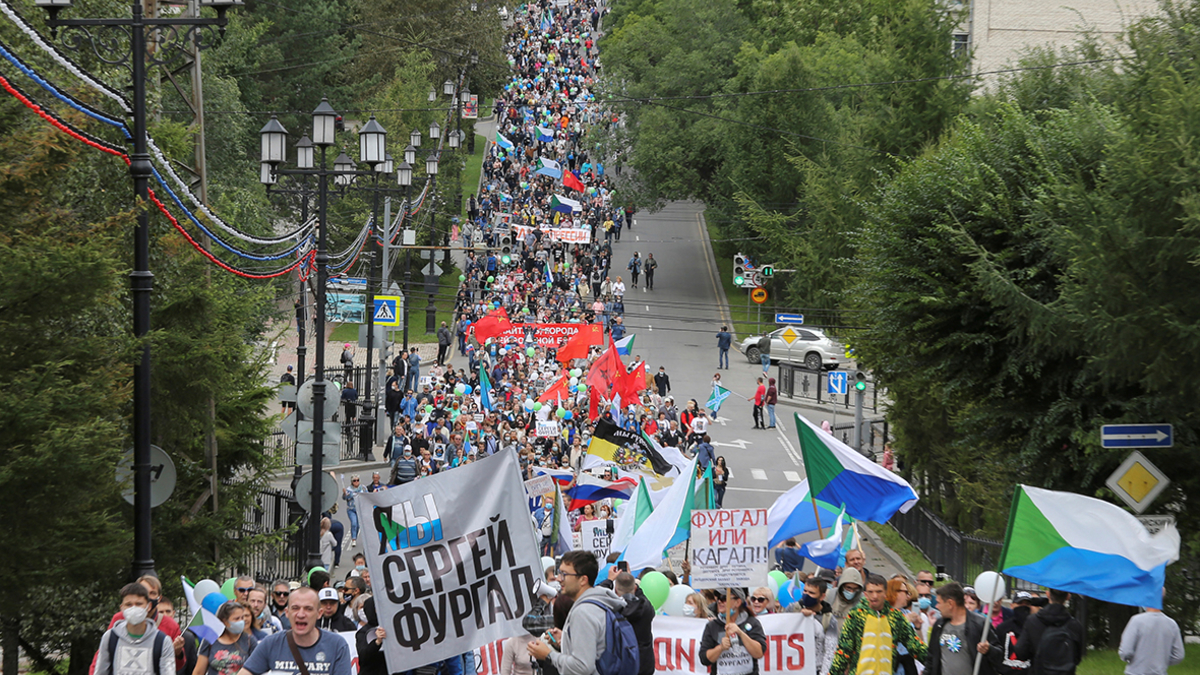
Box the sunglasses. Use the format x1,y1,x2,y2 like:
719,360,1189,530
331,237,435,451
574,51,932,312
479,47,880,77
236,587,255,593
274,591,290,597
750,596,769,603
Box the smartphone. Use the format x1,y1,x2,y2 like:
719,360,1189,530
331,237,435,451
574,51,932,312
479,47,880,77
617,561,629,572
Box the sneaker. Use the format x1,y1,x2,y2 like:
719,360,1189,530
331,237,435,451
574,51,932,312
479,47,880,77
350,539,356,548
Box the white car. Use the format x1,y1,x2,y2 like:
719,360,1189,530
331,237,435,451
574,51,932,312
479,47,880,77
741,327,842,371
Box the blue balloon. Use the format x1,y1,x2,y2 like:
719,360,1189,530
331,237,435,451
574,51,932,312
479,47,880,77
462,385,473,395
202,591,228,616
563,411,573,420
776,581,795,607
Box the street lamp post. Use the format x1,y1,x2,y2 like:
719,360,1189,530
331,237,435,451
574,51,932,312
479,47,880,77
357,117,389,462
36,0,241,580
424,152,440,334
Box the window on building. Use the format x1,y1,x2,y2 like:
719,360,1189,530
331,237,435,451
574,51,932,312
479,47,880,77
952,33,970,59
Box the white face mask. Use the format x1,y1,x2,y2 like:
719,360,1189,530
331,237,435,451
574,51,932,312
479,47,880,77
123,606,148,626
682,604,697,617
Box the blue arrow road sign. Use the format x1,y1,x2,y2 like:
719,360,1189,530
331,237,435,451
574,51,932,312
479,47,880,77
1101,424,1173,449
827,371,847,396
775,313,805,325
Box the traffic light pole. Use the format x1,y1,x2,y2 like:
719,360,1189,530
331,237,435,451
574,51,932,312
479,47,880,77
853,371,867,455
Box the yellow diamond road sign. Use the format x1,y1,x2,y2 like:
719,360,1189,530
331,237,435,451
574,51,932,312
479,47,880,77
1105,450,1169,514
780,326,800,344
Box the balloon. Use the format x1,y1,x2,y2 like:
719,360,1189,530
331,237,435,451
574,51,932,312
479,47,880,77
527,347,537,357
767,575,780,600
776,580,795,607
455,383,466,394
769,570,789,588
463,385,473,395
569,385,578,393
570,368,582,378
640,572,671,610
425,404,434,413
533,402,543,411
202,591,229,616
193,579,220,601
563,411,573,420
662,584,695,616
459,274,466,282
563,262,570,269
500,348,508,355
220,577,237,600
488,276,495,283
541,556,556,572
569,377,579,386
556,407,567,418
973,571,1007,604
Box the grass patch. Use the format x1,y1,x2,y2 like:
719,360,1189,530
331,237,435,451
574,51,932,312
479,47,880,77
1079,645,1200,675
866,522,936,578
705,210,771,341
460,133,487,215
326,264,464,345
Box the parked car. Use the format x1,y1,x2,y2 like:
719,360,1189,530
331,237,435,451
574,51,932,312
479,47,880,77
740,327,841,371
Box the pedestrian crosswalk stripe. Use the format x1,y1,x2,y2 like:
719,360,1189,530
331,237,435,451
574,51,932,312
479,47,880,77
784,471,801,482
751,468,767,480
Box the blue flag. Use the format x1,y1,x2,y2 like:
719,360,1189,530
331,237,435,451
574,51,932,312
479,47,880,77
479,361,494,412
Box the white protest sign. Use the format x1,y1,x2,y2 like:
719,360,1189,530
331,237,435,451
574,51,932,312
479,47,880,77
469,614,817,675
357,451,541,670
524,475,555,499
535,420,560,438
581,519,613,560
688,508,769,589
338,631,359,674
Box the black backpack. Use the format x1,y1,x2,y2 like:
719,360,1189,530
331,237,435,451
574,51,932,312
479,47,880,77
1036,623,1077,675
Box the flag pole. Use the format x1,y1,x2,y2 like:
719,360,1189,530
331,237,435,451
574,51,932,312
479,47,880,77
726,588,733,627
796,413,824,538
810,498,825,539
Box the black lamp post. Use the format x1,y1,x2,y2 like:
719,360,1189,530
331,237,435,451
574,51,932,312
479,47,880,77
36,0,241,580
424,151,440,334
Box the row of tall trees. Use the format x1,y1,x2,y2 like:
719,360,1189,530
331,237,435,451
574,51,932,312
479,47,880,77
0,0,505,670
603,0,1200,635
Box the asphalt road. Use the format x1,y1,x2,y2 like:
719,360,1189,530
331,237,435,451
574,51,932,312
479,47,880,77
605,201,850,510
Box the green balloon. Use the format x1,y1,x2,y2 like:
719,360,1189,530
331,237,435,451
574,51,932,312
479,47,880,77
220,577,238,600
556,407,567,418
488,276,495,283
769,570,789,588
527,347,536,357
563,262,570,269
533,402,543,411
640,571,670,609
425,404,434,413
459,274,466,282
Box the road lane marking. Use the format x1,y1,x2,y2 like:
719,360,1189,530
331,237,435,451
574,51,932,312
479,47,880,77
726,486,786,494
751,468,768,480
784,470,801,482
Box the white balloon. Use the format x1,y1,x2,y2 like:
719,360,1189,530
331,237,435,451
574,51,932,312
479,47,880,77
569,377,579,386
541,556,556,572
661,584,695,617
767,575,780,599
193,579,220,599
973,571,1007,604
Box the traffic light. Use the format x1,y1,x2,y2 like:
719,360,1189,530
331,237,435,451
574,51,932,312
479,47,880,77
733,253,750,286
854,370,867,392
762,264,774,278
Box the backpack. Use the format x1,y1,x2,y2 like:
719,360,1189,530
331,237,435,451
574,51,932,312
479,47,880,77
106,630,166,675
580,600,640,675
1035,623,1077,675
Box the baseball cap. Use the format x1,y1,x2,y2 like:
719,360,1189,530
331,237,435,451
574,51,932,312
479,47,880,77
1013,591,1033,604
318,588,339,602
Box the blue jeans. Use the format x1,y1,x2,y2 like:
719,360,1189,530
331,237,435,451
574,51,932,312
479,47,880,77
760,353,771,372
719,348,729,368
767,404,776,427
347,509,360,540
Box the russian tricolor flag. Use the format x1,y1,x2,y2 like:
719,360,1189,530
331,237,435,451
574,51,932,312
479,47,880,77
565,474,639,509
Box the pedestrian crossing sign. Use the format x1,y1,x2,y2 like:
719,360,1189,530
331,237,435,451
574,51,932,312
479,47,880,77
373,296,401,326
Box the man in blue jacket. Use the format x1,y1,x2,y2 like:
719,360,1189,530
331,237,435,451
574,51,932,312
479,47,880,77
715,326,732,369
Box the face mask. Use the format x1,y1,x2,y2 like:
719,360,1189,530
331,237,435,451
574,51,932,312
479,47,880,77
227,620,246,635
800,594,820,609
356,564,367,572
123,606,148,625
918,597,932,610
682,604,697,617
842,589,860,602
259,608,269,621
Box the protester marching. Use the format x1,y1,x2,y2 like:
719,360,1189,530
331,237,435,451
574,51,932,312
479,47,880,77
84,4,1187,675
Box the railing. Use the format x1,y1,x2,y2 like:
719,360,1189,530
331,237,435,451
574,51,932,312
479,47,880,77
890,503,1037,589
231,485,308,584
776,363,883,414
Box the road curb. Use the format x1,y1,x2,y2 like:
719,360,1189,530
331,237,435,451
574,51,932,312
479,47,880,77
857,522,914,578
695,208,734,331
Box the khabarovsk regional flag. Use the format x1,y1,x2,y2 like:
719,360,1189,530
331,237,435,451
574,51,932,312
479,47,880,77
794,412,918,523
535,156,563,179
619,456,699,572
614,334,635,356
495,131,514,151
766,478,848,548
998,485,1180,609
537,125,555,142
800,508,846,570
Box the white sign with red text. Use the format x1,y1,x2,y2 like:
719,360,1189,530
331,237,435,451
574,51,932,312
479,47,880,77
689,509,770,589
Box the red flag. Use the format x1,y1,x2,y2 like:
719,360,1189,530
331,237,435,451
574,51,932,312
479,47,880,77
538,373,570,403
562,170,586,193
588,386,600,421
616,361,647,403
471,308,513,342
556,324,603,362
586,342,624,398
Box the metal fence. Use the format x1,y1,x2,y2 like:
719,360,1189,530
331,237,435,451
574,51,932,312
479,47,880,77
776,363,884,414
889,503,1037,589
231,485,308,585
828,418,890,460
